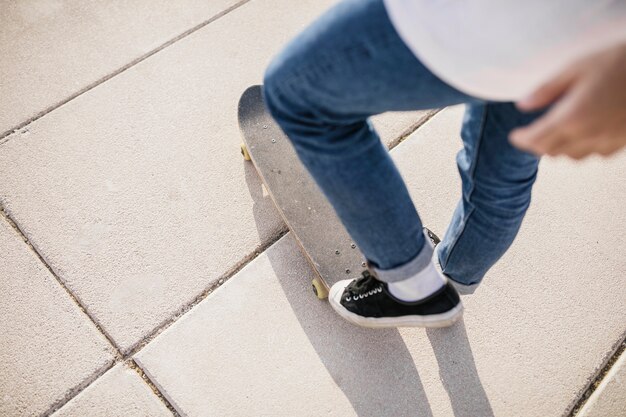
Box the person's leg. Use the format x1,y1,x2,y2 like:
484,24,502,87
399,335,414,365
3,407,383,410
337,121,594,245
264,0,478,282
263,0,481,327
437,103,543,292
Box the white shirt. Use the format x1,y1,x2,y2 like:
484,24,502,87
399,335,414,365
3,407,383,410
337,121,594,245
383,0,626,100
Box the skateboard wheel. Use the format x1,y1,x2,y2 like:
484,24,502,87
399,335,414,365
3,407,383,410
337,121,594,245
311,278,328,300
240,143,251,161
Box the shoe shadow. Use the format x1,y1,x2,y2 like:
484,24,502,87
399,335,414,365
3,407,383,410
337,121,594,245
266,244,433,417
427,322,495,417
266,240,495,416
243,148,493,416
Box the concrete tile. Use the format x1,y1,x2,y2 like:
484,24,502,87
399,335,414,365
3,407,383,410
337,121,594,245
134,232,505,417
0,216,115,417
135,234,382,417
136,107,625,417
0,0,241,135
0,0,423,353
52,363,172,417
579,349,626,417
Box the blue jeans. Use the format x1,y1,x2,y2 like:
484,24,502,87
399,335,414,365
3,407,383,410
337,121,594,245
263,0,542,289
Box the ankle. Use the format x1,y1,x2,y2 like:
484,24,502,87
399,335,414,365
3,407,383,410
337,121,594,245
387,262,446,302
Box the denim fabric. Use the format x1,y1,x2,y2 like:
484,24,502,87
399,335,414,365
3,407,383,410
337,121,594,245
263,0,542,286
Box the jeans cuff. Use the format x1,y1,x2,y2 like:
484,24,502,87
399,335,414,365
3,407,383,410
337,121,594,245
433,248,480,294
448,280,479,295
369,229,434,283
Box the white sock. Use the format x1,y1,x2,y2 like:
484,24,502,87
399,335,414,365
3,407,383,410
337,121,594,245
387,261,446,302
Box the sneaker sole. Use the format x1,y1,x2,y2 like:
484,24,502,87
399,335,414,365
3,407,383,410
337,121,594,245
329,291,464,329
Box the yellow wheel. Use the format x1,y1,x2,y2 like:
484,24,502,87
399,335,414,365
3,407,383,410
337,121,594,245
240,143,251,161
312,278,329,299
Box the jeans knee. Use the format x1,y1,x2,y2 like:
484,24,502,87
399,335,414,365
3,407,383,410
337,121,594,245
263,55,347,156
472,180,535,227
263,47,374,157
263,54,313,133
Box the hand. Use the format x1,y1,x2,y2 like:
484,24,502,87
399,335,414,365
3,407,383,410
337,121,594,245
510,43,626,160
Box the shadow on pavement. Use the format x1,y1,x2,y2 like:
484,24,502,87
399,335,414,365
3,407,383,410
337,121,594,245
263,239,493,417
427,322,495,417
267,243,433,417
243,156,287,243
244,150,493,417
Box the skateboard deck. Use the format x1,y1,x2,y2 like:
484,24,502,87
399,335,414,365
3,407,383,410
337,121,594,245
238,85,366,299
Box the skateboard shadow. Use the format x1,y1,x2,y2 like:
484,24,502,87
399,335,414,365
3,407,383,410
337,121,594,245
264,242,494,417
242,153,289,244
242,145,493,416
264,244,432,417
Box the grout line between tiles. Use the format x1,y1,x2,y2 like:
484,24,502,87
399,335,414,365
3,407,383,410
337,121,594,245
127,359,183,417
118,228,289,416
39,359,117,416
568,335,626,416
123,226,289,357
0,0,252,142
1,204,124,416
387,109,441,150
0,204,123,356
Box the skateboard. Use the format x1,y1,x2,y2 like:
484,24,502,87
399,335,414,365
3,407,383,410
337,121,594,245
238,85,366,299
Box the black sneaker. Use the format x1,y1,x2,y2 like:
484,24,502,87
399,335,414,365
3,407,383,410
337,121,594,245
329,270,463,328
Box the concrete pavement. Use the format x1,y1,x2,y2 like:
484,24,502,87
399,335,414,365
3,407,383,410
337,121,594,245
135,107,626,417
579,347,626,417
1,1,624,416
0,216,115,416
